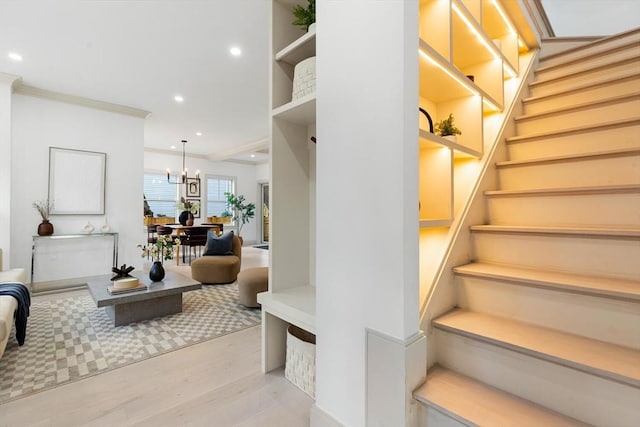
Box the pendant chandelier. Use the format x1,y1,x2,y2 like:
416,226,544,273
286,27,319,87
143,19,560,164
166,140,200,184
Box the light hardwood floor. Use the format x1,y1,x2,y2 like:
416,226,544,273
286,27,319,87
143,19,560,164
0,246,314,427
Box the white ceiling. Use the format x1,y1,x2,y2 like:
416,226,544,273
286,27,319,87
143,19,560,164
0,0,270,160
2,1,637,163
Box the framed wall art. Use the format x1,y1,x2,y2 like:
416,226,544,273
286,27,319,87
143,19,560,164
186,178,200,197
48,147,106,215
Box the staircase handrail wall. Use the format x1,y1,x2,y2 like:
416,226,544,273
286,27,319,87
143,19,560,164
418,50,540,358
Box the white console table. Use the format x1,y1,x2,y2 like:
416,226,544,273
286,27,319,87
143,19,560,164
31,232,119,293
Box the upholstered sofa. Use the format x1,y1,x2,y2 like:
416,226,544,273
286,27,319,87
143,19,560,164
0,249,27,359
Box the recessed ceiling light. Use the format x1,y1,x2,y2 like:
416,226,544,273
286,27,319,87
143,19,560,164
196,132,202,136
229,46,242,57
250,154,256,158
170,145,176,150
8,52,23,61
174,95,184,103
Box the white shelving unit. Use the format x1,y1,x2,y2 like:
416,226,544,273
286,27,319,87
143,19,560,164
417,0,524,227
258,0,317,374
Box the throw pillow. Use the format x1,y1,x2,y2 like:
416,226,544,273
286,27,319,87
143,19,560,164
203,230,234,256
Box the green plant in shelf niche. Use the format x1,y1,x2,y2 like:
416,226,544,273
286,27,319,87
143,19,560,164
292,0,315,31
435,113,462,137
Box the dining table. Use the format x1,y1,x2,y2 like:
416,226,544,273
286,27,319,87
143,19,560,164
165,223,224,265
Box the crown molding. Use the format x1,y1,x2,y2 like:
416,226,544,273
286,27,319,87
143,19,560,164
0,73,21,88
13,83,151,118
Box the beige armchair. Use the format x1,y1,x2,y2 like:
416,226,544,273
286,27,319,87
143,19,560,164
190,234,242,284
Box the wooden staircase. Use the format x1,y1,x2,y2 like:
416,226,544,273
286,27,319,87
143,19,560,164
415,29,640,426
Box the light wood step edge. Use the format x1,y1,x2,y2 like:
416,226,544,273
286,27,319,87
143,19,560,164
414,366,588,427
469,224,640,238
539,28,640,64
506,118,640,143
485,184,640,198
530,55,640,88
515,92,640,123
523,72,640,105
495,148,640,168
537,38,640,74
433,309,640,387
453,262,640,301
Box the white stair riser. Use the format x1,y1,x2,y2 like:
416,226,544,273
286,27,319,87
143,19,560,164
498,155,640,190
529,61,640,98
538,32,640,68
523,76,640,115
536,48,639,81
472,232,640,281
435,331,640,426
507,123,640,160
486,193,640,227
516,98,640,135
418,405,468,427
455,277,640,349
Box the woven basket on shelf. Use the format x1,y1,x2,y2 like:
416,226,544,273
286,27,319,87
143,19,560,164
285,324,316,398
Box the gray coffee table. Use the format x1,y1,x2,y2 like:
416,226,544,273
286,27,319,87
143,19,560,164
87,271,201,326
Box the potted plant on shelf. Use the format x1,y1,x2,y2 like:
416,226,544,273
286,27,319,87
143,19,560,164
292,0,315,32
435,113,462,142
33,199,54,236
224,192,256,243
178,197,199,226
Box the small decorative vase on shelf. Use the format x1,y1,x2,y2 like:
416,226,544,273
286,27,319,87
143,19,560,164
82,222,95,234
179,210,190,226
149,261,165,282
37,220,54,236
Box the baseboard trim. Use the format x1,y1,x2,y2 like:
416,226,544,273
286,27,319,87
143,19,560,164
310,404,344,427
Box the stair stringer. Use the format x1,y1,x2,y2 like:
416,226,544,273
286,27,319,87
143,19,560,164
418,50,540,368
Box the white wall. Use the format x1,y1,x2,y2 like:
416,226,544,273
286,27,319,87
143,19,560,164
256,161,269,182
11,94,145,279
144,151,260,244
315,1,422,426
0,75,17,270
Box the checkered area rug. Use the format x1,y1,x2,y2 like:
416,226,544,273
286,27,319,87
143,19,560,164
0,283,261,404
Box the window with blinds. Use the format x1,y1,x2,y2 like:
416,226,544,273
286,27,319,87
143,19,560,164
207,176,235,217
143,173,178,218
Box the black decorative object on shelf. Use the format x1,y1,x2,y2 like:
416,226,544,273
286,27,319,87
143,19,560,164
419,107,434,133
110,264,135,281
149,261,165,282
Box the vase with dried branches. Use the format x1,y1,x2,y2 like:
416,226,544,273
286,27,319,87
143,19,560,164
33,199,54,236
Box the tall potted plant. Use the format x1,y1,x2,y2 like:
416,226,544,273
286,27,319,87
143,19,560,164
224,192,255,242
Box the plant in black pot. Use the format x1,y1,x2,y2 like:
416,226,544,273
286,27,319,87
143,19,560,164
178,197,199,226
224,192,256,243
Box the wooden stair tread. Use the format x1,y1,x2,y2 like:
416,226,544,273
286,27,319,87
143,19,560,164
485,184,640,197
515,92,640,122
530,55,640,87
506,117,640,143
433,309,640,387
414,366,588,427
539,30,640,68
470,224,640,238
523,71,640,104
453,262,640,301
496,147,640,168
